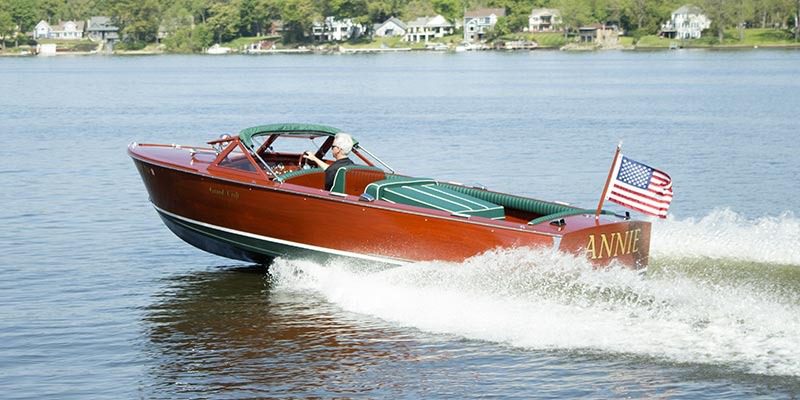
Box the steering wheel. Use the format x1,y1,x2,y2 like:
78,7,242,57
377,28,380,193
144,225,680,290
298,153,308,169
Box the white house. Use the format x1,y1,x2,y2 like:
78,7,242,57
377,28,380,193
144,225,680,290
373,17,407,37
34,21,51,40
404,15,453,42
528,8,561,32
34,20,85,40
660,5,710,39
463,8,505,43
313,17,363,41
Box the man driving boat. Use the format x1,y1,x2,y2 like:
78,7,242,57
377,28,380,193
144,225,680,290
302,132,355,191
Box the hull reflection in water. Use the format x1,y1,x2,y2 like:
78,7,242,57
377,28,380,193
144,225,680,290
145,265,425,397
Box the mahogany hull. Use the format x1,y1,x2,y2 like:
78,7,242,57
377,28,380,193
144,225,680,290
131,154,650,268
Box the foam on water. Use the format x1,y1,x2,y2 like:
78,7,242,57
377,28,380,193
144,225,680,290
270,210,800,377
652,208,800,266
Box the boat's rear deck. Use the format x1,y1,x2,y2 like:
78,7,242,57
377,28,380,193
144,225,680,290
278,165,604,226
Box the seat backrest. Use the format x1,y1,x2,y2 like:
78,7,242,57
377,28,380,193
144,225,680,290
330,166,388,195
279,168,324,189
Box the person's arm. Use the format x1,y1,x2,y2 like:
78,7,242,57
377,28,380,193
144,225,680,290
303,152,329,169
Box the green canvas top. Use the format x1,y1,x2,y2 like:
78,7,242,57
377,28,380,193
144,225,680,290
238,123,345,148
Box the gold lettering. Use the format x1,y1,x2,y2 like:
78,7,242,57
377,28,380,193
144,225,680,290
625,230,633,254
586,234,597,259
612,231,626,257
600,233,613,259
586,228,643,260
208,187,238,199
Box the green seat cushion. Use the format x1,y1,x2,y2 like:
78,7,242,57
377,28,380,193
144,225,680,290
439,183,615,225
440,183,577,216
365,177,504,219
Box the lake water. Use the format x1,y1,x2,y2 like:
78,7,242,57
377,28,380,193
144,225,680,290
1,50,799,398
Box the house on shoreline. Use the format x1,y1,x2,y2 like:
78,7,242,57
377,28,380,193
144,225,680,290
404,15,453,42
373,17,407,38
33,20,85,40
463,8,506,43
578,24,620,47
313,17,363,41
660,5,711,39
528,8,561,32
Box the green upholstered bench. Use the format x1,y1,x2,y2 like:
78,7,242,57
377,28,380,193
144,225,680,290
438,183,615,225
439,183,578,216
364,176,505,220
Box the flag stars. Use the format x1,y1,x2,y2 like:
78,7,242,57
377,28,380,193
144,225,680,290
617,157,653,189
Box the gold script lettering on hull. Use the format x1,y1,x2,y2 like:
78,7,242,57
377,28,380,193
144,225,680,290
586,228,641,260
208,186,240,200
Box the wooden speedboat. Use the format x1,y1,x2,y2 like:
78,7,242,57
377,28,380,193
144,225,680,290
128,123,651,268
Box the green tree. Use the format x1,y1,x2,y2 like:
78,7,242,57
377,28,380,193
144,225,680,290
485,15,511,40
700,0,736,42
487,0,537,32
558,0,592,37
160,3,194,41
0,11,15,49
114,0,161,44
38,0,65,23
239,0,258,35
327,0,369,25
367,0,405,22
62,0,96,21
208,1,241,43
8,0,37,47
164,23,212,52
432,0,461,22
402,0,434,19
183,0,211,24
732,0,755,40
256,0,282,34
281,0,316,43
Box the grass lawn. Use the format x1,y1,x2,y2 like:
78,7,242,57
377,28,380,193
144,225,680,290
529,32,569,48
635,35,673,48
37,39,99,52
223,35,280,50
338,36,425,49
501,32,568,48
618,36,635,47
637,28,798,48
729,28,798,46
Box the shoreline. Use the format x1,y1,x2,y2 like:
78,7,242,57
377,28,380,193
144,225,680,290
3,43,799,57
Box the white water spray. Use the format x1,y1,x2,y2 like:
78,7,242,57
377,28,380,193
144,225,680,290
271,210,800,377
652,208,800,265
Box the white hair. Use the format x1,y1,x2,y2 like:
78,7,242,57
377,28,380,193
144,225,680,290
332,133,354,155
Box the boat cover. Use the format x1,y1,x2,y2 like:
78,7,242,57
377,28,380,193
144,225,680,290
239,123,346,148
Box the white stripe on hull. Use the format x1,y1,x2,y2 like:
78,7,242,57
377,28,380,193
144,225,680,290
153,204,409,266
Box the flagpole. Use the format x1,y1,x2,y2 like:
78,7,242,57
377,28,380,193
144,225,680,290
595,143,622,221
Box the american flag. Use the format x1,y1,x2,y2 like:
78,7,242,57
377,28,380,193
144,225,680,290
606,155,673,218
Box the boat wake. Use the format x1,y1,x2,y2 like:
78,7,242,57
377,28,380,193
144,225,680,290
269,209,800,377
652,208,800,266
